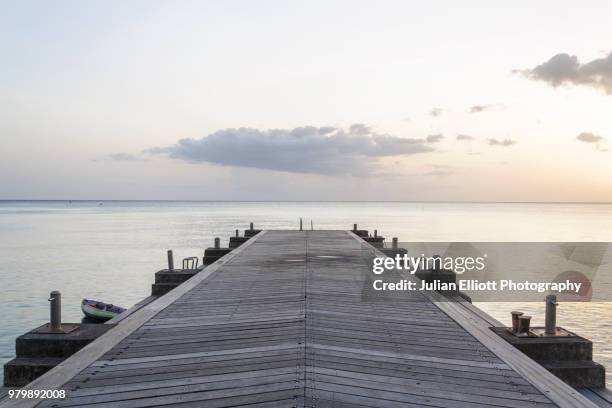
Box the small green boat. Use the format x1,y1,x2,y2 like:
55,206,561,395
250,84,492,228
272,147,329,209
81,299,126,322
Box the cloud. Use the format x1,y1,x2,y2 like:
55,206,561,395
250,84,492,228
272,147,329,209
576,132,608,151
576,132,604,143
488,138,517,147
146,125,434,176
106,153,146,161
430,107,443,117
456,134,474,141
468,105,492,113
426,134,444,143
517,52,612,94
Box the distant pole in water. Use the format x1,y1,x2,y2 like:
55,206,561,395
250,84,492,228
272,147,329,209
167,250,174,271
48,291,61,331
299,218,303,231
214,237,220,249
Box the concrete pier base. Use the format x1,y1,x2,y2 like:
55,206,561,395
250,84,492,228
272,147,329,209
229,236,250,248
4,323,114,387
203,247,233,265
491,326,605,388
151,268,200,296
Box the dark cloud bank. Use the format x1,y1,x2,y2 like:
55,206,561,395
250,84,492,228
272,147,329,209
518,52,612,94
146,124,434,176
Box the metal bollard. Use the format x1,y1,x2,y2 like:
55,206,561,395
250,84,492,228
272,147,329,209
511,311,523,333
214,237,220,249
392,237,398,250
167,250,174,271
300,218,303,231
235,229,239,238
353,224,357,231
545,295,558,335
518,315,532,334
374,229,378,238
250,222,254,231
48,291,61,331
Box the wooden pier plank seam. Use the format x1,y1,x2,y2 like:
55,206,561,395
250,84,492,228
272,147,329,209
0,230,599,407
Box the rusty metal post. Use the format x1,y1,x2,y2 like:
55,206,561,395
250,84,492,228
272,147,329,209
511,311,523,333
545,295,558,335
167,250,174,271
48,291,61,331
518,315,532,333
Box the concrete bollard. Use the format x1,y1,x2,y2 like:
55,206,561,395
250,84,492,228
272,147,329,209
392,237,398,250
545,295,558,335
167,250,174,271
48,291,61,331
511,311,524,333
214,237,220,249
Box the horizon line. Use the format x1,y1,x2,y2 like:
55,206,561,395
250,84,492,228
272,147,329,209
2,199,612,205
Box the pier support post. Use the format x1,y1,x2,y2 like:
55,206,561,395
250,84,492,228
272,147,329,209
167,250,174,271
48,291,61,331
545,295,558,335
214,237,220,249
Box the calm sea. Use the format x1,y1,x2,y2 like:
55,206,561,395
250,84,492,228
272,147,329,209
1,201,611,386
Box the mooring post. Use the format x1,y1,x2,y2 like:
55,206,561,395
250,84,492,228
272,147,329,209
353,224,357,231
300,218,303,231
48,291,61,331
392,237,398,250
214,237,220,249
374,229,378,238
167,250,174,271
511,311,523,333
518,315,532,333
250,222,254,231
235,229,239,238
545,294,558,335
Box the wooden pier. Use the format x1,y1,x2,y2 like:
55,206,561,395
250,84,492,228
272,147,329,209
1,230,605,407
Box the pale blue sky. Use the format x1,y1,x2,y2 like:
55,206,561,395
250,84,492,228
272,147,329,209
1,1,611,200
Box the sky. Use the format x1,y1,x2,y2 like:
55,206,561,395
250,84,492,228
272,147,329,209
1,0,612,201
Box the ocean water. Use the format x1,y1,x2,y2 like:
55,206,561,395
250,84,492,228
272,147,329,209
0,201,611,386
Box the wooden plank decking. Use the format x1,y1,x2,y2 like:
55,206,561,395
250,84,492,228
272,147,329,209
2,230,598,407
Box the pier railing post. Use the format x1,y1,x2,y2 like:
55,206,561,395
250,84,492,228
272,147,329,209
214,237,220,249
48,291,61,331
545,295,558,335
167,250,174,271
